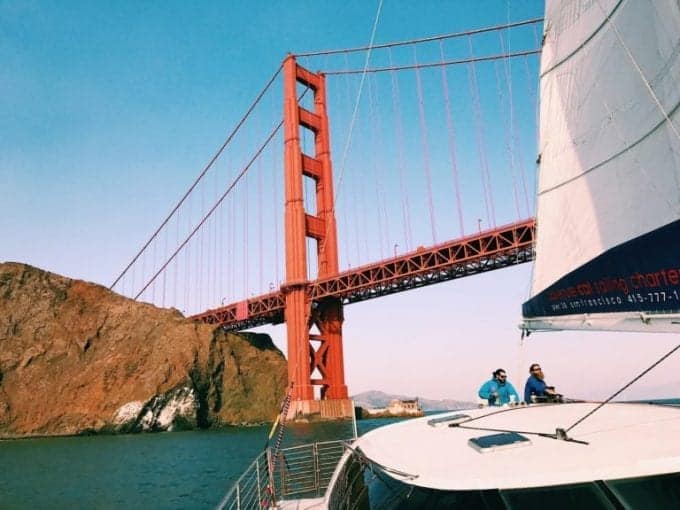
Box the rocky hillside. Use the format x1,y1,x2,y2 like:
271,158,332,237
0,262,288,438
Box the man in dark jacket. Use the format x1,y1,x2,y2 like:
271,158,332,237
524,364,558,403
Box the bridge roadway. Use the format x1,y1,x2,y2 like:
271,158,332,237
190,218,535,330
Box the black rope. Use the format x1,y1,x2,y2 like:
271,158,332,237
453,423,589,445
565,342,680,433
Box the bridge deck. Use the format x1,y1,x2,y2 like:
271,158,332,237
190,218,535,330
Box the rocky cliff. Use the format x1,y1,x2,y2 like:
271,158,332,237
0,262,288,438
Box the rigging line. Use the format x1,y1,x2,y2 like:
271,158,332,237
453,423,589,445
294,18,544,57
325,0,383,271
565,341,680,434
540,0,624,78
343,442,419,480
595,0,680,143
334,0,383,208
325,49,541,75
110,64,283,290
134,121,283,300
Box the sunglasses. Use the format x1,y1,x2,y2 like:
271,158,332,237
532,368,542,372
498,374,507,379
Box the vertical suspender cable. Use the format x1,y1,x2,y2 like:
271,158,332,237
243,156,249,298
198,180,206,311
467,35,496,228
413,45,438,243
184,198,191,313
438,40,465,237
334,0,384,267
388,47,413,251
336,53,361,265
256,129,264,294
500,28,531,218
367,73,387,259
493,48,521,220
213,166,219,306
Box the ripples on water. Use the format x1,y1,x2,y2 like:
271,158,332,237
0,417,402,509
3,402,678,509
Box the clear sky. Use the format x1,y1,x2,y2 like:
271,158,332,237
3,0,678,403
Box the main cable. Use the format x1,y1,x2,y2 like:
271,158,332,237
110,65,283,290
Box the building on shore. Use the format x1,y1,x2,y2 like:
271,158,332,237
360,398,424,418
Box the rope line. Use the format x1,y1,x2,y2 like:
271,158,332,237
565,342,680,433
334,0,384,207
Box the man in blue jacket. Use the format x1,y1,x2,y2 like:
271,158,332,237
524,363,558,403
478,369,520,406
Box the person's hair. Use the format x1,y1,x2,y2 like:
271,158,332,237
493,368,506,378
529,363,540,372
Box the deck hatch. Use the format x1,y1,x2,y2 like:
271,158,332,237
468,432,531,453
427,414,471,427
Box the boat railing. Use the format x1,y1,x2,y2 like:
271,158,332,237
217,439,349,509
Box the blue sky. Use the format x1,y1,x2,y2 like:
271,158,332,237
2,0,678,402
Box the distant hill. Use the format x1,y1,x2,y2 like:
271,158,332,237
351,390,475,412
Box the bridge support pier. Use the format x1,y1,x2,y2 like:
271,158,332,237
283,55,350,417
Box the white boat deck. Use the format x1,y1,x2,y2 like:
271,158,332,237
354,402,680,490
277,497,325,509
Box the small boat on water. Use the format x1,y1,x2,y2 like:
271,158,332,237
220,0,680,507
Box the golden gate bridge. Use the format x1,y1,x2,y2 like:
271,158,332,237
110,18,542,416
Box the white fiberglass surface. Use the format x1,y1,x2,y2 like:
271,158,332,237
354,403,680,490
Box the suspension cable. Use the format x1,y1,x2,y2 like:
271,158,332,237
110,64,283,290
325,49,541,75
134,121,283,300
295,18,543,57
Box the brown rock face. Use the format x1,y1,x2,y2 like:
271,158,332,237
0,262,287,437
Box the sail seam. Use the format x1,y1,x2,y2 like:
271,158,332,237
537,97,680,197
540,0,624,78
599,0,680,143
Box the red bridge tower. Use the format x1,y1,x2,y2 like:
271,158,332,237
283,56,351,417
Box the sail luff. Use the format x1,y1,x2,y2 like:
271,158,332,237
522,0,680,333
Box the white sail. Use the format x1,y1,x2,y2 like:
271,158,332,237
523,0,680,332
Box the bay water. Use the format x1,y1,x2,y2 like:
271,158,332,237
0,417,401,509
3,401,677,509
